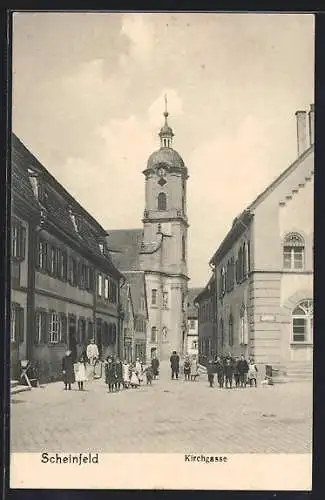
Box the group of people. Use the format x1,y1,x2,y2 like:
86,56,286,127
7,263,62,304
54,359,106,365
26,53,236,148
206,353,258,388
62,339,100,391
104,356,159,392
170,351,200,381
61,338,161,393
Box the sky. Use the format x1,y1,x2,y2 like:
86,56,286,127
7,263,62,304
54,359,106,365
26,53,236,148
12,12,314,287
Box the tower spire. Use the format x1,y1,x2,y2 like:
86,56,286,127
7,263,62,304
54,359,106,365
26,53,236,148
159,93,174,148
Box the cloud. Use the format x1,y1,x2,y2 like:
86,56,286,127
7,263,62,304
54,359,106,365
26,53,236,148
120,14,154,63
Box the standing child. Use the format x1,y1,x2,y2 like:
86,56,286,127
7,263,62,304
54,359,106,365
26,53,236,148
247,359,258,387
122,360,130,388
75,351,88,391
130,365,140,388
183,355,191,381
143,365,153,385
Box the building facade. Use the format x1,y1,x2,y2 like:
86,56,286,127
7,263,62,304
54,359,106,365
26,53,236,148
107,103,189,362
11,134,123,382
210,105,314,375
195,276,216,363
186,288,202,357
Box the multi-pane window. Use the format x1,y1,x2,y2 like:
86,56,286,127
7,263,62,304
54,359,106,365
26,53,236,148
283,233,305,270
49,312,61,343
163,291,168,309
151,289,157,306
38,240,48,271
11,220,26,260
239,305,248,345
190,319,195,330
68,257,78,285
151,326,157,343
292,300,313,342
11,304,24,343
35,310,47,344
104,278,109,300
98,274,103,297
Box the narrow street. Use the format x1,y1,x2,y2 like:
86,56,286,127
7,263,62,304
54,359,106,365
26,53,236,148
11,362,312,454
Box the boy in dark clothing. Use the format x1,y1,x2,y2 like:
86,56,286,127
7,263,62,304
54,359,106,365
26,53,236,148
207,359,216,387
170,351,180,380
224,358,234,388
215,356,224,388
237,355,249,387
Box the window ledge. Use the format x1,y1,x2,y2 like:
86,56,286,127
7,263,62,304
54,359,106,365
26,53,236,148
290,341,313,346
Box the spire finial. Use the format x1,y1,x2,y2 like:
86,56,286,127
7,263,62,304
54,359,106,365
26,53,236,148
163,93,169,122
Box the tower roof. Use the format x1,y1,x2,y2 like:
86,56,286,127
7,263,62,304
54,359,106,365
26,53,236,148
147,147,185,170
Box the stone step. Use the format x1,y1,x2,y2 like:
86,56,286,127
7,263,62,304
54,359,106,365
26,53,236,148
11,380,19,388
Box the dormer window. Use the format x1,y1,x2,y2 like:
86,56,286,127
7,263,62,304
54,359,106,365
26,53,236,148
28,170,47,205
69,208,79,234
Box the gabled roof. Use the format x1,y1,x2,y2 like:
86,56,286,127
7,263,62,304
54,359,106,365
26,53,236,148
210,145,314,265
12,133,123,279
187,287,203,318
105,229,143,271
194,275,215,303
123,271,148,318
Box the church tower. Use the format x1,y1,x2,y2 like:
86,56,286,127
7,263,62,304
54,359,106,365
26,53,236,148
140,97,189,361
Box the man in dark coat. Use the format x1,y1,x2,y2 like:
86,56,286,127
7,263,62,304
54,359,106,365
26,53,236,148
237,354,249,387
224,357,234,388
151,356,160,379
170,351,180,379
215,355,224,388
62,350,75,390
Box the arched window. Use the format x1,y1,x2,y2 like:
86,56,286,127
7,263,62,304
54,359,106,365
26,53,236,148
158,192,167,211
283,233,305,270
220,318,224,348
292,299,313,342
151,326,157,343
240,304,248,345
182,235,186,261
229,314,234,346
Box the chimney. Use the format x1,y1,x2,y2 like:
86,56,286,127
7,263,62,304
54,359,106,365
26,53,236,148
308,103,314,146
295,110,307,157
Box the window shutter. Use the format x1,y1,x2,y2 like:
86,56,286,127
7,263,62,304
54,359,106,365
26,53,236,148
88,320,93,341
19,225,26,260
60,313,67,344
17,306,24,343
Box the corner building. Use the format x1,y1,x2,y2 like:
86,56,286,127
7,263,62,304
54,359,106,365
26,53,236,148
210,105,314,377
107,106,189,361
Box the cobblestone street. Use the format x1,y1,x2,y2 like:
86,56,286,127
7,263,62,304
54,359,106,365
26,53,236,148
11,363,312,454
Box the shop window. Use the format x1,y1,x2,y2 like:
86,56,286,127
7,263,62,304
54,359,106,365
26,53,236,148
283,233,305,270
292,299,313,342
